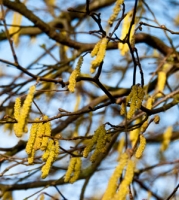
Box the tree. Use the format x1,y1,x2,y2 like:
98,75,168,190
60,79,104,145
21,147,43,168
0,0,179,199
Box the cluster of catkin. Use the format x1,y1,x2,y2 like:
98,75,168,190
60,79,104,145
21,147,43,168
64,156,81,183
129,95,161,159
25,115,59,179
13,86,59,179
102,113,148,199
102,153,135,200
63,125,109,184
14,85,36,137
90,37,108,73
41,138,59,179
129,120,147,159
120,84,145,120
129,96,155,159
83,125,110,162
129,96,153,154
118,10,136,56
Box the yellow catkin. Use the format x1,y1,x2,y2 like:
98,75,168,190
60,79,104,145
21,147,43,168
123,160,135,185
156,63,172,97
68,56,83,93
25,120,39,155
129,118,141,147
13,97,21,137
136,85,145,105
39,194,45,200
160,126,173,151
146,96,154,110
156,71,166,97
90,37,108,73
138,96,153,135
14,97,21,119
74,95,81,111
83,139,94,158
90,125,107,162
9,11,22,46
102,153,129,200
83,125,105,158
3,123,14,134
48,142,56,163
69,157,81,183
119,11,132,41
126,85,137,119
126,85,145,119
24,125,28,133
54,140,59,160
135,135,146,159
49,0,55,5
64,157,77,182
34,122,45,150
108,0,124,26
114,159,135,200
28,148,35,164
118,10,135,55
91,40,102,57
120,102,126,115
41,116,51,151
42,139,54,161
41,159,51,179
130,24,135,49
2,191,13,200
174,94,179,104
117,136,125,159
140,120,149,133
154,115,160,124
16,85,36,137
41,140,56,179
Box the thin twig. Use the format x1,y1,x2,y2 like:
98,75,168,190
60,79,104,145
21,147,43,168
166,183,179,200
54,186,68,200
